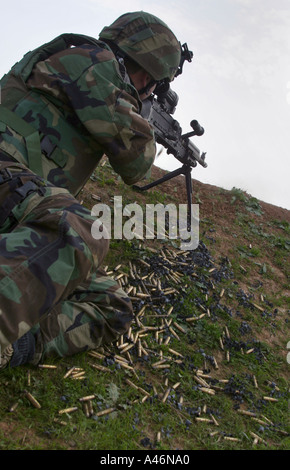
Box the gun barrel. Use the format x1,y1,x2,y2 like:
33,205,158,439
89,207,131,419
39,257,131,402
187,140,207,168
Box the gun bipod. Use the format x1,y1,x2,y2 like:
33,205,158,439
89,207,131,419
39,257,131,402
133,163,193,229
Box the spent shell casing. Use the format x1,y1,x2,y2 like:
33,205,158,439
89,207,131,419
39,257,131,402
118,342,129,349
79,395,96,402
194,375,210,388
138,259,151,268
213,356,219,369
137,339,142,358
113,353,129,364
261,414,273,425
237,409,256,417
140,344,149,356
38,364,57,369
96,407,115,417
195,417,213,423
253,303,264,312
246,348,254,354
87,400,94,417
88,351,105,360
24,391,41,409
83,402,90,418
53,418,67,426
152,363,171,370
238,410,256,416
71,371,86,378
119,344,134,354
173,322,186,334
263,396,278,402
253,375,258,388
210,414,219,426
9,402,19,412
125,378,139,391
169,327,180,340
58,407,78,415
137,386,150,397
172,382,181,390
89,362,112,373
167,306,174,316
168,348,183,358
200,387,215,395
198,373,212,380
63,366,75,378
161,388,171,403
186,314,204,322
116,360,134,371
250,432,267,445
266,380,280,391
251,417,269,426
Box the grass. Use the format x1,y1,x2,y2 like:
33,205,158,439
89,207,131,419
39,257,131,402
0,164,289,451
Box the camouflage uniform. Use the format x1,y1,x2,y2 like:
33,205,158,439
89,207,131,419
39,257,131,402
0,12,181,367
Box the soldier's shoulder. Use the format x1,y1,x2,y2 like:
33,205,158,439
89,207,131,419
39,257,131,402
56,41,116,64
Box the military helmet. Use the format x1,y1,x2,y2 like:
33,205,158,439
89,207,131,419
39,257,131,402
99,11,181,82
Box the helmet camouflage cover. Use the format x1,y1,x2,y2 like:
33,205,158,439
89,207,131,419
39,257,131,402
99,11,181,82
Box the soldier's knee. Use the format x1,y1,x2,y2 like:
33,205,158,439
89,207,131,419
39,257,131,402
60,207,110,270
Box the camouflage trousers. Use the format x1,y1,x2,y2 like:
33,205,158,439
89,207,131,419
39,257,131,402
0,154,133,366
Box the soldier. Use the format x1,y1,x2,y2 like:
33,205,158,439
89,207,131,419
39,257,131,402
0,11,181,368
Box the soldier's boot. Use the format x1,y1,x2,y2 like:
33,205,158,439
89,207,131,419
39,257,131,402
0,332,35,370
0,344,14,369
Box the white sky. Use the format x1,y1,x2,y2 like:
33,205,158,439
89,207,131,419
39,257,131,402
1,0,290,209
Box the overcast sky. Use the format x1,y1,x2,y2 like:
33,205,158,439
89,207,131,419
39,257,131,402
1,0,290,209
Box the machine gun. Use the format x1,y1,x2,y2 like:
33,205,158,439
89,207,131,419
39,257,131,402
133,44,207,225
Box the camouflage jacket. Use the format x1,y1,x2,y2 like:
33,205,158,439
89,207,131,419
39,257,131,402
0,34,156,195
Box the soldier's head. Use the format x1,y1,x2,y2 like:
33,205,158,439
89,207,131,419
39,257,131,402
99,11,181,100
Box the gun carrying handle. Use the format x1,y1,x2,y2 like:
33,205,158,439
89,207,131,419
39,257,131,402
190,120,204,136
182,120,204,139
